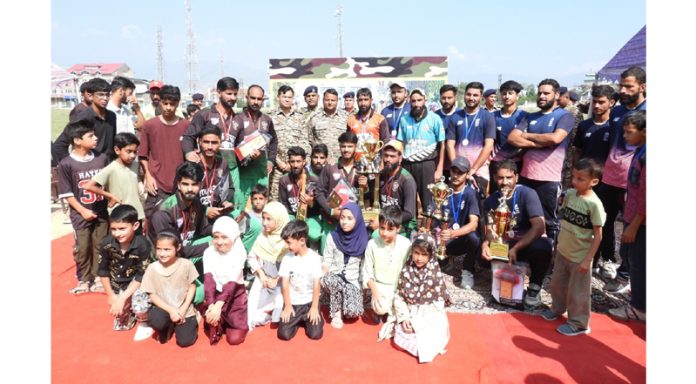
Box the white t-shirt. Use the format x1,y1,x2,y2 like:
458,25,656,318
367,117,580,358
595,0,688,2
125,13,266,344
278,249,323,305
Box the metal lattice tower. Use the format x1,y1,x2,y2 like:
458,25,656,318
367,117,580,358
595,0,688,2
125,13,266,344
335,4,343,57
220,53,224,78
184,0,199,93
156,25,165,82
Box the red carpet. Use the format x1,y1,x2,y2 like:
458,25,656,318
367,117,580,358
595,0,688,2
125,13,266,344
52,235,646,383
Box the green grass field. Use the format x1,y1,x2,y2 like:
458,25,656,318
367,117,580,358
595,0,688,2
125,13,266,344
51,108,70,141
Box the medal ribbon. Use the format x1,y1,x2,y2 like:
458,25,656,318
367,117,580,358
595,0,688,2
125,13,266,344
463,109,480,145
450,189,465,227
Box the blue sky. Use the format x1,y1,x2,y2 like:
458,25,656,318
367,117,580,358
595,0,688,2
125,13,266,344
52,0,645,91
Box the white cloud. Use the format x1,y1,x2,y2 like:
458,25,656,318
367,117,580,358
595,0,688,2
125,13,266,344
448,46,485,62
121,24,142,39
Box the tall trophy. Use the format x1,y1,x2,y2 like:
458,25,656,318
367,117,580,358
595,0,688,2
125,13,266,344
421,176,453,260
357,137,384,222
487,187,517,262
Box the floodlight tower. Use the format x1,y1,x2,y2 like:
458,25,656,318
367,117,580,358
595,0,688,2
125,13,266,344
335,4,344,57
184,0,199,93
156,25,165,82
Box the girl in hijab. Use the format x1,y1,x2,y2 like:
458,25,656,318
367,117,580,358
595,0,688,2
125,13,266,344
393,235,450,363
201,216,249,345
321,202,368,328
246,201,291,329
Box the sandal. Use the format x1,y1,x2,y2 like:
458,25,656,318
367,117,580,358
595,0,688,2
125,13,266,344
90,280,105,293
608,304,646,322
69,282,90,295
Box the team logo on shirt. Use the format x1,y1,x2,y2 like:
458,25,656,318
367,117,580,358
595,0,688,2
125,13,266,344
603,132,610,141
386,113,393,118
548,117,555,127
530,120,537,125
392,182,399,192
332,172,341,180
475,118,480,127
585,132,592,137
286,184,293,192
457,120,463,126
261,121,268,131
211,117,219,125
497,126,502,131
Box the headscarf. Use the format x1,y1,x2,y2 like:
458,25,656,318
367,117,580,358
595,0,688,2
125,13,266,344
397,235,449,305
330,202,369,259
250,201,290,264
203,216,246,290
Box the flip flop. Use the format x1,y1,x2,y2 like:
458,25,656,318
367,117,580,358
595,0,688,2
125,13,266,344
69,282,90,295
608,305,646,322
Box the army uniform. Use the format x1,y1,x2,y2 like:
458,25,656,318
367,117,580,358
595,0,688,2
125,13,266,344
269,107,311,200
560,104,585,190
308,108,350,162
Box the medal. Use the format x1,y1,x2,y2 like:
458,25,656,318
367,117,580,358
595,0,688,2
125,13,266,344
462,139,469,146
507,230,515,238
452,223,460,230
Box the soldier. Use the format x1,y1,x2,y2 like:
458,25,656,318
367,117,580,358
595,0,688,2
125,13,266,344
191,93,204,107
300,85,320,118
343,91,357,115
269,85,310,200
558,87,585,190
308,88,350,163
381,81,411,139
483,89,499,112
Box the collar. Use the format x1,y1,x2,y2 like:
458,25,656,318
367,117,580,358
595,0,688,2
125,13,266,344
107,233,147,253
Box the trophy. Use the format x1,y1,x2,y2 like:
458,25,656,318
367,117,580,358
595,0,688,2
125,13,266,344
487,187,517,262
420,177,453,260
357,137,384,222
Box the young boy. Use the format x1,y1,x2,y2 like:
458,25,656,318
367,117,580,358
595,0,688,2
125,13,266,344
57,119,110,295
362,205,412,340
97,205,153,340
541,158,606,335
239,184,268,253
609,110,646,322
84,132,145,223
277,220,324,340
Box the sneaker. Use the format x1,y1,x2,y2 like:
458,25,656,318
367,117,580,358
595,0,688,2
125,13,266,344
524,283,542,308
133,324,154,341
604,278,631,294
592,266,601,276
556,323,590,336
330,313,344,329
601,262,618,280
539,309,559,321
459,270,475,289
608,304,646,322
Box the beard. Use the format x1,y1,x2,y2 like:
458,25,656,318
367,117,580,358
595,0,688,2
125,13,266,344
290,167,302,177
383,161,398,174
220,97,235,109
620,92,640,106
410,106,425,118
358,105,370,114
537,99,553,112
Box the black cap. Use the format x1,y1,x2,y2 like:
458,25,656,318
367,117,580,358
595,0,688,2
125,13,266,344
192,93,204,100
451,156,471,172
343,91,355,99
569,91,579,102
483,89,496,97
558,86,568,95
303,85,318,96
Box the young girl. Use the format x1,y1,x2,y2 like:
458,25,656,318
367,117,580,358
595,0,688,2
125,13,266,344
140,232,199,347
201,217,249,345
246,201,290,329
321,202,367,328
393,236,450,363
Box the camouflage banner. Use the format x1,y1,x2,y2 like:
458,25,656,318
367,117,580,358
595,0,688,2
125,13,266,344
267,56,448,111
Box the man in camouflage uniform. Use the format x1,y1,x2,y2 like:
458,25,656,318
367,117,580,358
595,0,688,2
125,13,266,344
300,85,320,119
308,88,350,163
343,91,357,116
269,85,311,200
558,87,585,190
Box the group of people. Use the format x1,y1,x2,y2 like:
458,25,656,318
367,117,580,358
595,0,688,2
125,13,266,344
52,65,646,361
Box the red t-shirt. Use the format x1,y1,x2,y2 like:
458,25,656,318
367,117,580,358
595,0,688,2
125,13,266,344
138,117,189,193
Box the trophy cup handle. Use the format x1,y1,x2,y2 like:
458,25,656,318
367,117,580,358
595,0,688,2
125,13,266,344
375,140,384,153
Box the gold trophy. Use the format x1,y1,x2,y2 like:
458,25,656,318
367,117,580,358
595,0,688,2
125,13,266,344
357,137,384,222
421,177,453,260
487,187,517,261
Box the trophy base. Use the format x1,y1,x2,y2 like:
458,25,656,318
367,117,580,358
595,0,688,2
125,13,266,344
356,170,381,175
362,209,380,223
490,242,509,262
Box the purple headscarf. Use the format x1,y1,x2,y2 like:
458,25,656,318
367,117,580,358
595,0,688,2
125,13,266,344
330,202,369,259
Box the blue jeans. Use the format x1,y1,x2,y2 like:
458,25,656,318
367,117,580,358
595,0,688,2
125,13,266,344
627,224,646,311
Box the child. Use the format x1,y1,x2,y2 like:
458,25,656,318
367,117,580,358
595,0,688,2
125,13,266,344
321,202,367,328
277,220,324,340
201,216,249,345
393,235,450,363
57,119,110,294
239,184,268,253
140,232,199,347
609,110,646,322
96,204,152,340
541,158,606,335
362,205,412,340
246,201,290,329
84,132,146,223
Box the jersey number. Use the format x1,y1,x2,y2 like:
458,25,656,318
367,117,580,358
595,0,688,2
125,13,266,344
78,180,104,204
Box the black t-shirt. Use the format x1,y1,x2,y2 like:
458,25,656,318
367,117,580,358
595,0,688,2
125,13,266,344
279,172,320,217
483,185,544,239
52,107,117,162
56,152,109,229
573,118,611,163
441,185,480,228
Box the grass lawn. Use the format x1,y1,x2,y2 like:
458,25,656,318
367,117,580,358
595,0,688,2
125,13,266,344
51,108,70,141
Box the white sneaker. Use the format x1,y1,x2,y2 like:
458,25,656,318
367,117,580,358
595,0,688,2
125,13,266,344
459,270,475,289
133,324,154,341
330,314,344,329
604,278,631,294
601,262,618,280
